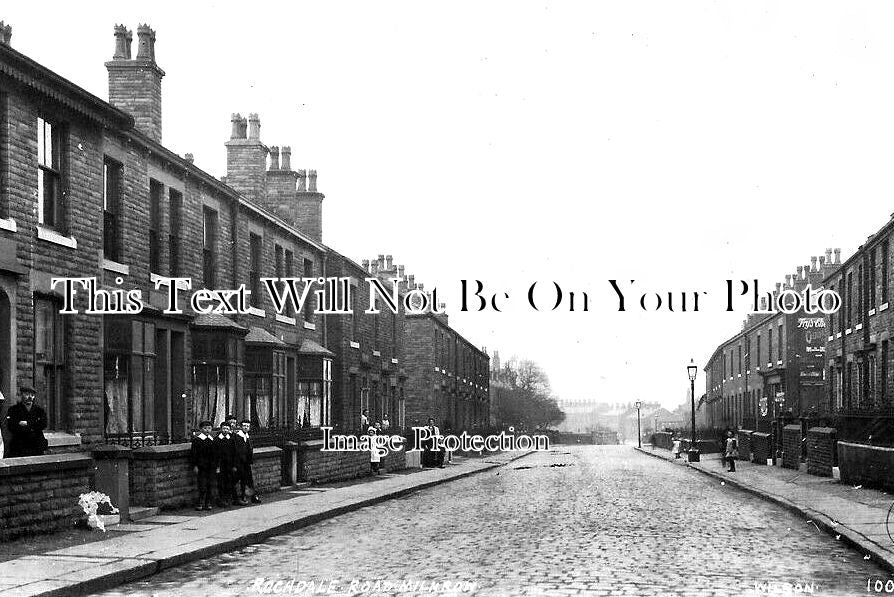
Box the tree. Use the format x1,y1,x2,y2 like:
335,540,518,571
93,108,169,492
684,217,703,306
491,358,565,431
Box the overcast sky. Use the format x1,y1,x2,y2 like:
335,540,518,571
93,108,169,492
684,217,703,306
7,2,893,408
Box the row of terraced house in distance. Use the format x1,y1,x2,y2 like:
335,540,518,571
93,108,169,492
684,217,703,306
703,225,894,492
0,22,489,539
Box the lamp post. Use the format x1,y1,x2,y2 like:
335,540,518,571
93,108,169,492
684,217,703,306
634,401,642,448
687,359,699,462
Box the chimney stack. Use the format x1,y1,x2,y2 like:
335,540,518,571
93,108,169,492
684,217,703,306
308,170,318,192
297,170,307,192
281,146,291,171
834,248,841,264
225,112,267,204
385,255,393,270
268,146,280,171
362,259,370,272
0,21,12,46
397,265,405,280
811,256,817,272
106,24,164,142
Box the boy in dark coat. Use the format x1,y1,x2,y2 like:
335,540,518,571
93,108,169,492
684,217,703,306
190,420,216,511
215,421,238,507
234,419,260,504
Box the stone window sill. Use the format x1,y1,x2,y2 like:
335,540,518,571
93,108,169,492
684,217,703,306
102,258,130,275
247,306,266,318
37,226,77,249
372,350,381,357
276,314,296,325
45,431,82,449
869,309,876,317
881,303,890,312
0,217,16,233
150,273,191,291
391,358,399,364
350,341,360,349
303,321,316,330
856,324,863,331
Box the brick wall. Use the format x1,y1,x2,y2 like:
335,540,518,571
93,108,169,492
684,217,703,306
737,430,753,461
0,453,93,541
298,440,406,484
252,446,283,494
806,427,836,477
782,424,801,469
651,431,673,449
838,441,894,492
751,432,772,465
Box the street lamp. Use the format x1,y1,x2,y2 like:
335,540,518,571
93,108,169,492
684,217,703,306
687,359,699,462
634,401,642,448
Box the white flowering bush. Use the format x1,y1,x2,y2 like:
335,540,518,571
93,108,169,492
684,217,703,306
77,491,119,532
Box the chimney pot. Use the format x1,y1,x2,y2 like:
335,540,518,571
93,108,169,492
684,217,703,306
281,146,291,171
408,275,415,288
385,255,393,270
834,248,841,264
371,261,379,275
296,169,307,192
397,265,405,278
269,146,280,171
184,153,194,163
112,24,130,59
362,259,370,271
811,256,817,271
307,169,317,192
230,113,244,139
785,275,791,287
136,24,156,62
418,283,424,291
0,22,11,47
796,266,803,278
248,113,261,140
825,248,833,262
819,256,826,268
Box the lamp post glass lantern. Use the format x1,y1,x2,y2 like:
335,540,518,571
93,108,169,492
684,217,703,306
686,359,700,462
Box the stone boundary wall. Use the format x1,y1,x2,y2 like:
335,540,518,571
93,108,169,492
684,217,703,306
782,425,801,470
838,441,894,492
737,430,754,461
806,427,836,477
0,453,93,541
651,432,673,450
751,432,771,465
298,440,407,484
131,443,283,509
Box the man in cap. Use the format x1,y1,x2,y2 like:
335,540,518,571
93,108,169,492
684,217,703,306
5,386,48,457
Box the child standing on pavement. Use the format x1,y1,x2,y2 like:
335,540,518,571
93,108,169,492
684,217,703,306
215,421,238,507
725,430,738,472
191,420,216,511
369,425,382,475
234,419,260,504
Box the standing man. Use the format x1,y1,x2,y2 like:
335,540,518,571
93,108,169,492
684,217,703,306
360,409,369,432
5,386,47,458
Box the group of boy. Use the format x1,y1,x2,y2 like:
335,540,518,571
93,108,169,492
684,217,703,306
190,414,261,511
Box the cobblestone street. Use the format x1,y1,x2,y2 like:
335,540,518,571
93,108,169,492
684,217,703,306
98,446,888,596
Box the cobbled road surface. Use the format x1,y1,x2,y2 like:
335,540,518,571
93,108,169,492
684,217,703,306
96,446,889,597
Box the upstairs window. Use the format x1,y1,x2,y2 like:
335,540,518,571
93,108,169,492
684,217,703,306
169,189,182,277
883,240,890,305
149,180,163,273
38,117,64,230
303,258,314,322
284,249,295,318
249,233,262,308
103,158,123,261
202,207,218,288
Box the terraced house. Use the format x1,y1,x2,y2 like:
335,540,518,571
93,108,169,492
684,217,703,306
0,22,488,538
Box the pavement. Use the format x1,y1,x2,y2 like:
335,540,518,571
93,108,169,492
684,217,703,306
638,444,894,574
0,451,532,597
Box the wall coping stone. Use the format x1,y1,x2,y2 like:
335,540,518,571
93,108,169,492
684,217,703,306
839,441,894,453
132,443,191,460
92,445,132,460
783,424,801,431
254,446,283,457
752,432,771,439
0,453,92,477
739,429,754,435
